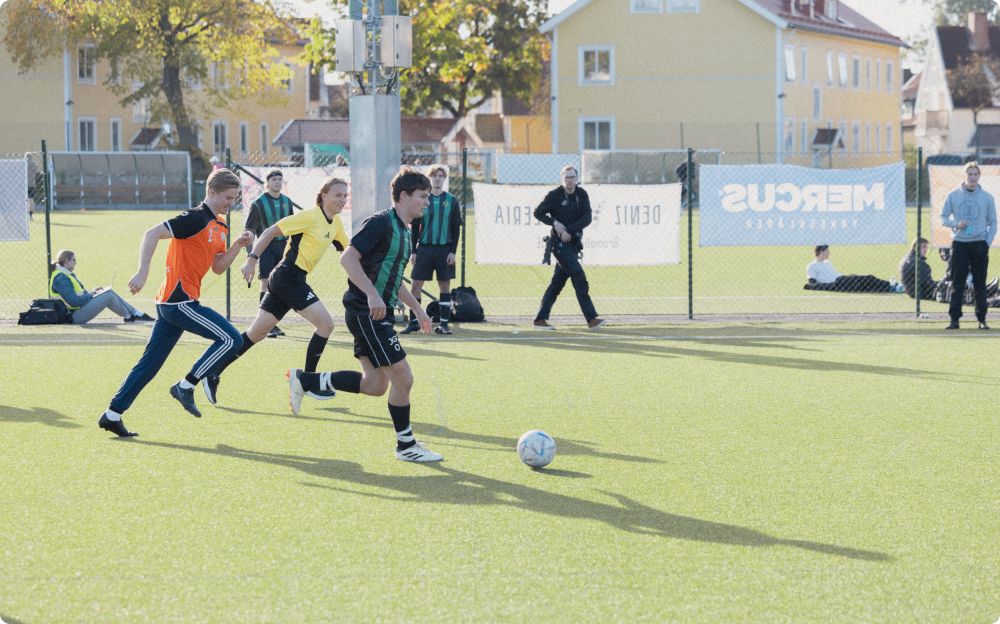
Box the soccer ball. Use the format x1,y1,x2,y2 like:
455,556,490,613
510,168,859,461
517,430,556,468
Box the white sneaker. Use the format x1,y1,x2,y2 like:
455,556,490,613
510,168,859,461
286,368,304,416
395,442,443,462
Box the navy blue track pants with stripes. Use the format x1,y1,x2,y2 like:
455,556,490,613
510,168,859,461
109,301,242,414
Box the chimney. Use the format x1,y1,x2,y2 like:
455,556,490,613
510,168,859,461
969,12,990,52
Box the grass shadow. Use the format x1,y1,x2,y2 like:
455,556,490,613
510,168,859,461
133,440,890,562
0,405,80,429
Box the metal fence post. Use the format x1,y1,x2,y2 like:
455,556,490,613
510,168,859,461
915,146,923,318
687,147,694,320
42,140,53,287
461,147,468,288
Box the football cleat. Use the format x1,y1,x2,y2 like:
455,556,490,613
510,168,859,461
434,324,453,335
169,383,202,418
400,321,421,334
201,375,220,405
395,442,443,462
98,413,138,437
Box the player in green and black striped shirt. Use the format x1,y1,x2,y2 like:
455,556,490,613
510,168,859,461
244,169,294,337
288,167,442,462
401,164,463,335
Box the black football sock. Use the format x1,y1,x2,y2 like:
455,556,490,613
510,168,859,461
388,403,415,450
215,332,255,376
299,370,362,394
439,292,452,324
259,291,265,304
409,298,421,324
304,332,328,373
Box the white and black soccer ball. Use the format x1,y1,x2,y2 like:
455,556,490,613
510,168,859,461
517,429,556,468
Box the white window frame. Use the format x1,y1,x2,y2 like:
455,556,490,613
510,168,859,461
812,86,822,120
875,122,881,153
865,122,871,152
851,121,860,153
865,58,871,91
78,117,97,152
239,122,249,154
886,61,894,93
132,82,150,124
838,53,848,87
260,123,270,154
630,0,662,13
885,123,893,152
800,47,808,84
110,118,122,152
852,55,860,89
784,117,795,153
826,51,834,86
875,59,881,91
78,45,96,84
666,0,699,13
784,45,796,83
800,120,809,154
212,121,228,156
579,117,614,151
579,46,615,86
838,121,847,153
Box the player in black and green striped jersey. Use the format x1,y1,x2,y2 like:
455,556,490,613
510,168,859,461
244,169,294,337
288,167,442,462
401,164,463,335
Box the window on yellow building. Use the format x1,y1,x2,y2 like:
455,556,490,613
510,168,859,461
800,47,808,83
885,61,894,92
784,118,795,153
261,123,270,154
213,121,228,155
812,87,821,120
78,45,96,84
865,58,871,91
110,119,121,152
581,119,613,151
852,56,860,88
630,0,662,12
579,47,613,85
885,124,893,152
838,53,848,87
800,120,808,153
851,122,860,153
667,0,698,13
826,51,834,86
240,123,249,154
875,59,881,91
79,119,96,152
784,46,796,82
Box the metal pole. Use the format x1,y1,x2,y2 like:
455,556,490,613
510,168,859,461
460,147,468,288
687,147,694,320
225,147,232,320
42,140,53,286
755,122,762,164
915,146,923,318
827,122,833,169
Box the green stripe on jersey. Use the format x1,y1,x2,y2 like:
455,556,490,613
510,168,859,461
373,213,411,308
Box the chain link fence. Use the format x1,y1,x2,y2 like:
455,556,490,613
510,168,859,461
0,145,953,323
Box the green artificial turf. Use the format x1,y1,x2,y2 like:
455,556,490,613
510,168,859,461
2,321,999,622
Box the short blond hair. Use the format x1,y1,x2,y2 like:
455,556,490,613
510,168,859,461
965,161,981,174
427,164,448,178
560,165,578,177
206,168,241,193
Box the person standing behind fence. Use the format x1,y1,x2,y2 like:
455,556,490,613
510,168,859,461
941,161,997,330
97,169,252,437
532,165,604,330
245,169,295,338
401,164,462,335
49,249,154,324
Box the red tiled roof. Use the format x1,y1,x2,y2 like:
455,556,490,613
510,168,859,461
750,0,904,47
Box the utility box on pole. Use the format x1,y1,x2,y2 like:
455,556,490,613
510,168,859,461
380,16,412,68
335,20,367,73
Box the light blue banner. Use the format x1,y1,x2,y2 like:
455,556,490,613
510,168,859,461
698,163,906,246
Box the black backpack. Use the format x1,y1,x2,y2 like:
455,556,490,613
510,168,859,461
424,286,485,323
18,298,73,325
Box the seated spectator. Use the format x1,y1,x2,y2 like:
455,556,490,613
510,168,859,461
899,237,938,300
49,249,154,324
932,246,1000,304
804,244,905,293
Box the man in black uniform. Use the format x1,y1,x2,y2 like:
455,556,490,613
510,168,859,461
288,167,442,462
401,164,463,335
533,165,604,330
244,169,294,337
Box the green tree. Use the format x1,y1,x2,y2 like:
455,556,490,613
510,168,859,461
927,0,998,25
305,0,549,118
947,53,1000,156
3,0,297,173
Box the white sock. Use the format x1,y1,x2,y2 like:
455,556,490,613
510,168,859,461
179,379,195,390
104,409,122,422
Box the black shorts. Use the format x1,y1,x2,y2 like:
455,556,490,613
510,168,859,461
411,245,455,281
260,264,319,320
259,238,287,279
345,305,406,368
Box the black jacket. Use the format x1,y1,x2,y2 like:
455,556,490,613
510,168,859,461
900,252,936,299
534,186,592,247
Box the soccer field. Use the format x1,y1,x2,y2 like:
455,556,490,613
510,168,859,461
2,320,998,622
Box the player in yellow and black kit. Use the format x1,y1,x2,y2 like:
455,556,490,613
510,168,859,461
244,169,294,337
401,164,463,335
200,177,350,406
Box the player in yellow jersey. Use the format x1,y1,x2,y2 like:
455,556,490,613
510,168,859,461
200,177,350,405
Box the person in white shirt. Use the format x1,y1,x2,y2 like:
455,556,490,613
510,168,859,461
805,245,903,293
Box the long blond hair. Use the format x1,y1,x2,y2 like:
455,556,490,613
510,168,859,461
315,177,348,208
52,249,75,270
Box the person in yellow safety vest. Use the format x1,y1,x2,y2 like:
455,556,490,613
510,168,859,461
49,249,154,324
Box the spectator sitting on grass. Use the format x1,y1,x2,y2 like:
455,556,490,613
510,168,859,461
49,249,154,324
805,244,904,293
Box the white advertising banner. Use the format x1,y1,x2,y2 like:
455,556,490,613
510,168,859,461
0,159,30,241
473,183,681,265
240,165,354,237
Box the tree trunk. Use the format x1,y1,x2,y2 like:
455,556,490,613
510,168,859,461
158,10,208,178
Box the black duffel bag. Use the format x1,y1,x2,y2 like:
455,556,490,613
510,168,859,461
18,298,73,325
424,286,485,323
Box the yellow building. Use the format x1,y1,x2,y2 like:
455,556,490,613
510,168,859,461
0,1,322,158
540,0,905,166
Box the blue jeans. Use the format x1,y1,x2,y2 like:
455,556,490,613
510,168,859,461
109,301,242,414
536,243,598,322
